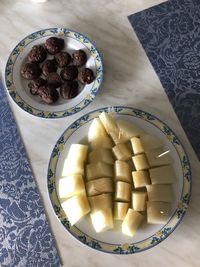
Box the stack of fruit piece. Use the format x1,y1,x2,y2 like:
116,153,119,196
58,112,176,237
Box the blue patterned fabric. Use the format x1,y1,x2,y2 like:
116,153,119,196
0,80,60,266
128,0,200,160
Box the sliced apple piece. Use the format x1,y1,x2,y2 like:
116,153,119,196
115,181,132,202
132,154,149,171
146,185,173,202
99,112,118,135
131,137,144,155
58,174,85,199
86,162,113,180
61,194,90,225
114,160,132,183
114,202,129,220
90,136,113,150
145,148,171,167
88,193,113,211
132,191,147,211
140,134,162,151
86,177,113,196
88,118,108,142
67,144,88,163
88,148,115,165
147,201,171,224
90,208,113,233
116,119,143,140
62,158,84,177
149,165,176,184
122,209,144,237
132,170,151,188
112,143,132,161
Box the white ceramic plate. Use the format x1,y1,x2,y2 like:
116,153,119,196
5,28,103,118
47,106,191,254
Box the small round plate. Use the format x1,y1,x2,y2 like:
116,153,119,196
47,106,192,254
5,28,103,118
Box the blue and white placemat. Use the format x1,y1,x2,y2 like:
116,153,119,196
128,0,200,160
0,80,60,266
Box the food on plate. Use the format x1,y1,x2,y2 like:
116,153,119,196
60,81,79,99
90,136,113,150
72,49,87,67
42,59,57,76
112,143,132,161
99,111,118,135
28,45,47,63
145,148,171,167
46,72,62,88
114,160,132,183
115,181,132,202
88,118,108,142
86,162,113,180
61,194,90,225
21,62,41,80
114,202,129,220
66,144,88,163
131,137,144,155
146,184,173,202
88,148,115,165
132,154,149,171
122,209,144,237
45,37,64,54
86,177,113,196
132,170,151,188
90,208,113,233
37,85,59,104
54,51,71,68
132,191,147,211
28,77,46,95
78,68,95,84
147,201,171,224
88,193,113,211
60,65,78,81
149,165,176,184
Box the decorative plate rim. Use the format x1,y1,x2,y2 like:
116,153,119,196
47,106,192,254
4,27,104,119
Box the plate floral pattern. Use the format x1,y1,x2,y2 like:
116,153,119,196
47,106,192,254
5,28,103,118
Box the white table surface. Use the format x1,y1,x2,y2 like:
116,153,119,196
1,0,200,266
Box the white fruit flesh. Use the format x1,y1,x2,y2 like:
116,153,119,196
88,148,115,165
147,201,171,224
99,112,118,135
132,154,149,171
58,174,85,199
86,162,113,180
140,134,162,151
62,158,84,177
88,118,108,142
146,184,173,202
86,177,113,196
67,144,88,163
149,165,176,184
90,208,114,232
112,143,132,161
88,193,113,211
114,202,129,220
115,181,131,202
132,170,151,188
122,209,144,237
132,191,147,211
145,148,171,167
114,160,132,183
90,136,113,150
61,194,90,225
131,137,144,155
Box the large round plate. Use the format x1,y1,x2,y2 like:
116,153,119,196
47,106,191,254
5,28,103,118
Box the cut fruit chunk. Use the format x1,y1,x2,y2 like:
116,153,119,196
99,112,119,135
90,136,113,150
116,119,143,140
131,137,144,155
88,148,115,165
88,193,113,211
122,209,144,237
132,154,149,171
132,191,147,211
88,118,108,142
90,208,114,233
140,134,162,151
115,181,132,202
58,174,85,199
145,148,171,167
114,202,129,220
149,165,176,184
147,201,171,224
86,162,113,180
132,170,151,188
114,160,132,183
86,177,113,196
67,144,88,163
62,158,84,177
146,184,173,202
112,143,132,161
61,194,90,225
